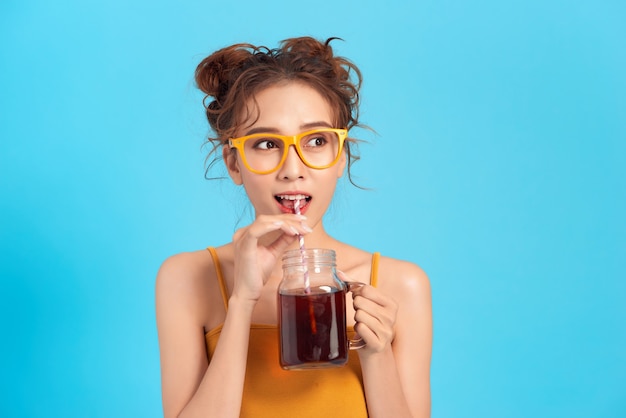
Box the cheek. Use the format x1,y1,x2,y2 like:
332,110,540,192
240,175,270,203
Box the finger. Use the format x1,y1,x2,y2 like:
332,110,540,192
245,217,293,238
354,285,396,307
354,309,395,346
272,220,312,237
353,295,397,328
337,271,367,295
354,304,393,328
353,292,394,313
337,270,350,282
353,322,388,353
249,214,311,238
233,216,308,252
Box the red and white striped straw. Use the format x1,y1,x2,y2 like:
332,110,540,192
294,199,311,293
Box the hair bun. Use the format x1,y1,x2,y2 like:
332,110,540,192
195,44,256,100
281,36,338,60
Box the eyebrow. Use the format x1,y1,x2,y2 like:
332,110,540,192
244,121,333,136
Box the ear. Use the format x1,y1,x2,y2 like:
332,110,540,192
223,146,243,185
335,149,348,179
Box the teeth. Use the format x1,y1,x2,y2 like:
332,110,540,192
276,194,308,200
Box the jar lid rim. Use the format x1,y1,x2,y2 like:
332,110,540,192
282,248,336,265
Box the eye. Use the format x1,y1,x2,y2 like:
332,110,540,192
303,134,329,148
253,138,282,150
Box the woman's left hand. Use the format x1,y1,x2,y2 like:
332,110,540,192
339,272,398,354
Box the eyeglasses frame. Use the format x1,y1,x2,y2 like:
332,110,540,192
228,128,348,174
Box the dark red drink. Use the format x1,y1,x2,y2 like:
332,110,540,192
278,286,348,369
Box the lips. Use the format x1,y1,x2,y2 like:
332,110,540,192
275,193,311,214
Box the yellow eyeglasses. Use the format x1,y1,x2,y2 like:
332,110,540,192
228,128,348,174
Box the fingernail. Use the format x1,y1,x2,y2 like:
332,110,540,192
295,214,307,220
301,223,313,233
273,221,284,226
290,226,299,234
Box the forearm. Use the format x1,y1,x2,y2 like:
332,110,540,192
178,297,255,418
360,347,418,418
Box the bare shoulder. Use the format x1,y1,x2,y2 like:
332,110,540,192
156,250,213,295
155,248,225,331
377,255,431,304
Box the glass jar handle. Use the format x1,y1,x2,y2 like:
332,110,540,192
344,281,366,350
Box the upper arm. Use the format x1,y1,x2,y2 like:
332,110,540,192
155,254,211,418
389,261,433,417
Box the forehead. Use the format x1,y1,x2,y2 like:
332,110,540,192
238,82,335,132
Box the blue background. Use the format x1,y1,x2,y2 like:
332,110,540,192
1,0,624,417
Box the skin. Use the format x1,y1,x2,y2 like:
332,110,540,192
156,82,432,418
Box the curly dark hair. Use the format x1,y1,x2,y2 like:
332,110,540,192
194,36,365,184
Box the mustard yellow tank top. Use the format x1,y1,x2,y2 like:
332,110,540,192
205,247,380,418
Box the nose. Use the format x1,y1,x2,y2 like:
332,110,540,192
277,145,305,179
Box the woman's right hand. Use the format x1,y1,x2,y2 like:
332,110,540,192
230,214,311,303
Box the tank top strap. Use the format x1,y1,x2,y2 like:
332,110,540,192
370,252,380,287
206,247,229,310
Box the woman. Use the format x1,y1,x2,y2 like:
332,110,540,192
156,36,432,418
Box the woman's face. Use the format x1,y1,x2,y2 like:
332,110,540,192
225,82,346,226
